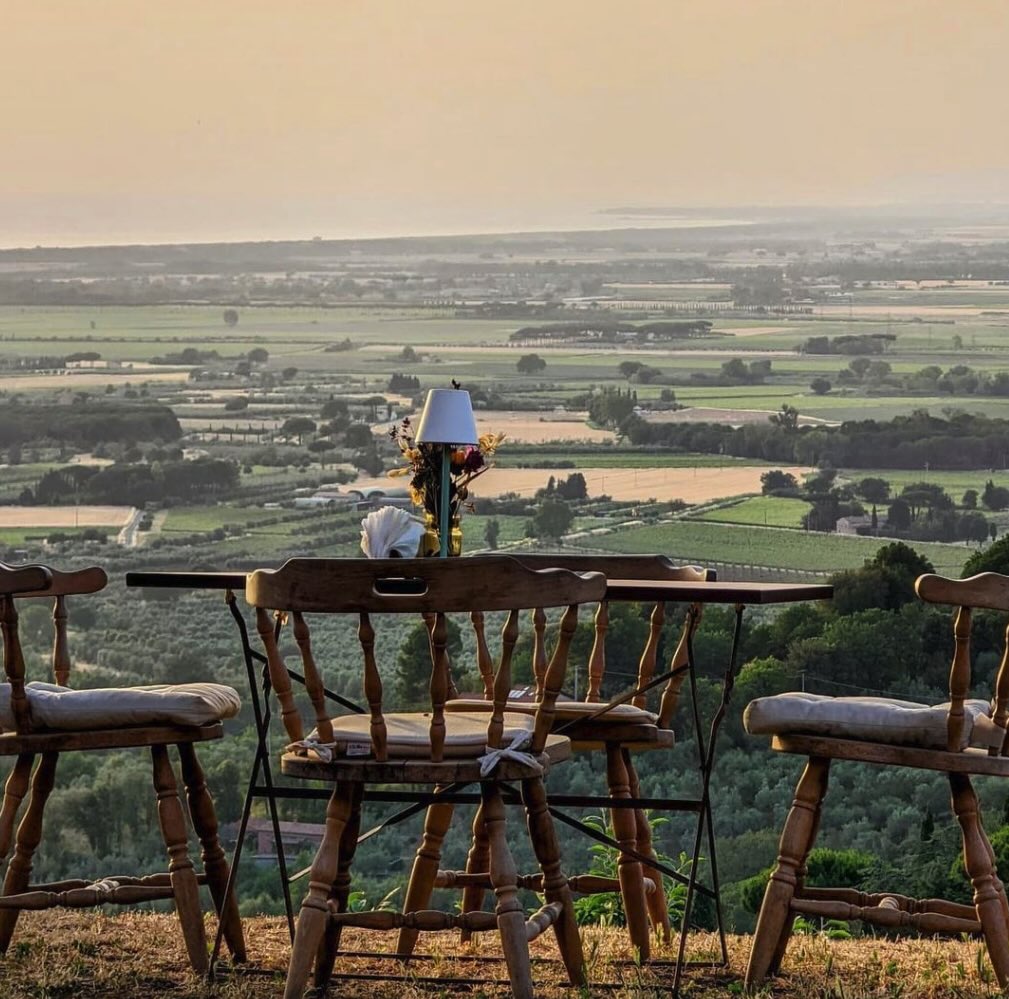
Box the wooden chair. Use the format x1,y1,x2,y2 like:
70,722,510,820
245,555,606,999
0,563,246,973
439,553,713,961
745,571,1009,990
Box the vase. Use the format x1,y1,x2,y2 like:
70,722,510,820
420,513,441,557
419,512,463,556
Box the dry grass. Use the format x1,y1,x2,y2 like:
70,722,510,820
2,912,1007,998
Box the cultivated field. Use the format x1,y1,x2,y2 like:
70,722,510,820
0,505,133,527
575,520,970,575
351,465,812,504
476,411,615,443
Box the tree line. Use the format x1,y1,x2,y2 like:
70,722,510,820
623,409,1009,470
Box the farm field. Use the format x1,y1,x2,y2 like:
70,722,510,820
0,505,133,527
692,495,811,528
350,464,813,505
573,520,970,575
473,410,615,443
839,468,1009,494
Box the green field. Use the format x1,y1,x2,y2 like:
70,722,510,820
692,495,811,528
572,520,970,576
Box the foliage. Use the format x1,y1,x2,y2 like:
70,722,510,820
516,353,547,374
528,498,574,541
0,402,181,447
572,812,689,929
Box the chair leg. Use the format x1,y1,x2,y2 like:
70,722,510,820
396,794,455,958
0,751,57,953
314,783,363,990
765,761,828,977
284,782,352,999
605,743,651,961
152,744,208,975
0,754,34,862
177,743,247,963
522,776,586,987
745,756,829,990
950,772,1009,988
625,751,671,943
460,802,490,944
483,782,533,999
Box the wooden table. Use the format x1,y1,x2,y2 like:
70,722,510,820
126,568,832,985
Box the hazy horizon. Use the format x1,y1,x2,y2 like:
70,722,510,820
5,0,1009,248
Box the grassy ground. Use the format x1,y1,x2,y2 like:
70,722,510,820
4,912,1006,997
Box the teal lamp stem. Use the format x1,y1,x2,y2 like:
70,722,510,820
439,443,451,558
414,388,479,559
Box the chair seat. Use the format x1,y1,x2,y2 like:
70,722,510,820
744,692,1004,751
294,710,542,761
0,681,241,733
281,710,572,783
446,696,657,725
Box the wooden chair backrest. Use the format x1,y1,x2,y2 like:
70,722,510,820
482,553,712,724
246,556,607,764
0,564,107,734
916,572,1009,754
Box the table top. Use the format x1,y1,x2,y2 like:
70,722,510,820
603,578,832,604
126,569,831,605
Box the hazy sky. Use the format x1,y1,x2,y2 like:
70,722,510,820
4,0,1009,247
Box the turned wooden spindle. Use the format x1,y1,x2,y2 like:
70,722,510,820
52,595,70,686
2,598,30,734
397,794,455,958
284,782,353,999
428,612,449,763
604,744,650,961
359,612,386,761
488,609,520,752
951,772,1009,986
0,754,33,862
257,606,303,744
658,603,702,729
0,752,58,951
633,601,664,709
531,606,548,700
459,804,490,943
471,610,495,700
586,600,608,703
627,751,671,940
947,605,972,752
992,620,1009,756
178,742,247,962
521,776,586,985
315,784,363,988
746,757,830,989
482,784,532,999
292,611,333,746
151,745,207,974
768,748,830,975
531,603,579,755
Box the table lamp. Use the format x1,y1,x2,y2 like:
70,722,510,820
414,388,479,557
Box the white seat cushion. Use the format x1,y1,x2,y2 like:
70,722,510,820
744,692,1003,751
299,710,538,760
446,696,657,724
0,681,241,732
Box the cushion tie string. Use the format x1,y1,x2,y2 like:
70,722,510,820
477,729,542,777
287,735,339,763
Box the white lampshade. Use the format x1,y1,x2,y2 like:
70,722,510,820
414,389,479,446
